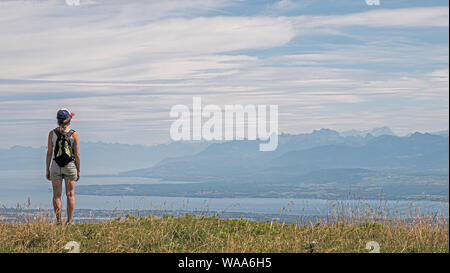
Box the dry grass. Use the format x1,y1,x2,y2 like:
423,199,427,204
0,203,448,253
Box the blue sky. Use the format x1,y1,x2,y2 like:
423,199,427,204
0,0,448,148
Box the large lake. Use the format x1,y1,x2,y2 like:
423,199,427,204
0,170,448,217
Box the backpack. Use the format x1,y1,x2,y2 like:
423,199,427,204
53,129,75,167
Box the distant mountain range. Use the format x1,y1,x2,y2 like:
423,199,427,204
2,127,448,200
121,131,449,180
340,126,395,137
0,141,209,173
94,128,448,201
1,127,447,176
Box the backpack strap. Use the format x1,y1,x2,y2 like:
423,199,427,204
53,129,61,161
66,129,75,138
66,130,76,161
54,128,75,138
53,128,62,138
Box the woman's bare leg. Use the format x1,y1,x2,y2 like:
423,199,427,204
65,180,76,224
51,180,63,224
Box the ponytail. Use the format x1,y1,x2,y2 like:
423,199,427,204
57,116,72,127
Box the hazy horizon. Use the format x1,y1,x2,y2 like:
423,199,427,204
0,126,448,149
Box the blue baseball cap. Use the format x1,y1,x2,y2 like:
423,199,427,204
57,108,75,120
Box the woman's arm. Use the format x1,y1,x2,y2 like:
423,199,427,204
73,132,81,181
46,131,53,180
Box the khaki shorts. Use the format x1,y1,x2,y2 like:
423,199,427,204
50,160,77,181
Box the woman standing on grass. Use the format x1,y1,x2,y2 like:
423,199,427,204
45,108,80,225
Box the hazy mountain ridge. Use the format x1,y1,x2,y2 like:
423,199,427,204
122,130,449,180
0,141,209,172
273,133,448,172
2,127,447,177
120,128,382,179
340,126,395,137
106,130,449,201
2,128,449,201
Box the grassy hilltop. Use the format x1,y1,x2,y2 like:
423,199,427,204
0,213,448,253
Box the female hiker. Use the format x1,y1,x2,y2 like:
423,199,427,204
45,108,80,225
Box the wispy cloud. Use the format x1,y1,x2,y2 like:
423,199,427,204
293,6,449,28
0,0,448,148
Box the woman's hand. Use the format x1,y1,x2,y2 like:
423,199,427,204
77,171,80,181
46,170,51,181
